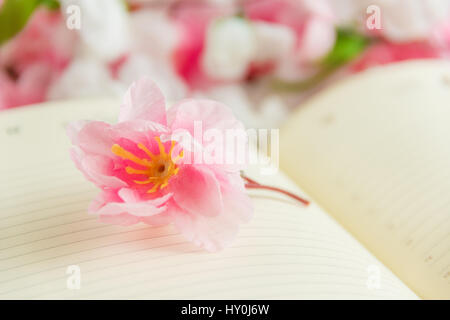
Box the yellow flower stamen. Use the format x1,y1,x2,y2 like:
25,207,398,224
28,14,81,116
125,167,150,175
111,144,150,167
137,143,156,160
155,136,166,156
111,137,183,193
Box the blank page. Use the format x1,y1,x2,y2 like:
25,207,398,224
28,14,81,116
0,99,416,299
281,60,450,299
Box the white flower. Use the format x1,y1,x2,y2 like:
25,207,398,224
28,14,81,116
252,22,296,63
47,58,124,100
202,17,257,80
61,0,131,61
117,8,187,102
117,54,187,102
128,8,179,61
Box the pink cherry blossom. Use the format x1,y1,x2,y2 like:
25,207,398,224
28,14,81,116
0,9,76,109
68,77,253,251
172,1,234,88
351,41,441,73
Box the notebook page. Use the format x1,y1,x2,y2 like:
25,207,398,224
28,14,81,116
281,60,450,299
0,99,416,299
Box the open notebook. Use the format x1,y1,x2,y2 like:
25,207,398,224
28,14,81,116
0,61,448,299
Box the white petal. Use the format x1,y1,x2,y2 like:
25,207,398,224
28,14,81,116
47,58,125,100
252,22,296,63
202,17,257,80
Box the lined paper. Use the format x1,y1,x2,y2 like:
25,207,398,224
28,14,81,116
282,60,450,299
0,98,416,299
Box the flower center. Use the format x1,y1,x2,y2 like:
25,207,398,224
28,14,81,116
111,136,183,193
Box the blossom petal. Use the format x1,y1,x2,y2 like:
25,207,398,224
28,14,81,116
88,190,118,214
70,147,127,189
220,172,254,223
95,202,166,217
90,191,172,226
91,188,172,217
74,121,116,157
118,77,167,125
171,165,223,217
66,120,90,145
112,119,169,143
170,173,252,251
167,99,247,172
117,188,172,207
169,200,245,252
168,98,244,134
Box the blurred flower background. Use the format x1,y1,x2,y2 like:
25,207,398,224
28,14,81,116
1,0,450,128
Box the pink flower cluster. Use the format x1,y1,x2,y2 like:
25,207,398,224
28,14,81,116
1,0,450,110
173,0,336,87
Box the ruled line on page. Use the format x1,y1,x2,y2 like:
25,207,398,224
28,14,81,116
4,254,377,298
0,227,372,270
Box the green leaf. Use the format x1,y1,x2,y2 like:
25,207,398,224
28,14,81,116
322,28,370,69
0,0,53,46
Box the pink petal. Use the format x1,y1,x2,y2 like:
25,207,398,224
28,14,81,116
70,147,127,189
92,191,173,227
94,200,167,217
168,98,244,134
113,119,168,136
169,200,245,252
118,77,167,125
92,188,172,217
220,172,254,223
75,121,116,157
117,188,171,207
170,172,252,251
89,191,118,214
112,119,169,144
66,120,90,145
171,165,223,217
167,99,247,172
